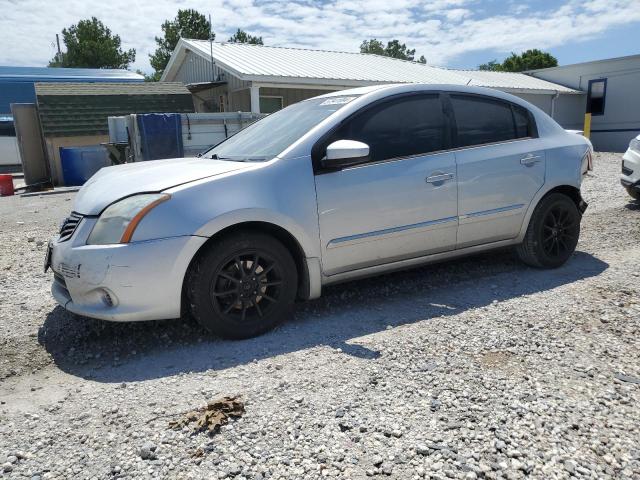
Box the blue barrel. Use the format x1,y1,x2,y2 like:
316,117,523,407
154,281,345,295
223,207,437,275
60,146,110,186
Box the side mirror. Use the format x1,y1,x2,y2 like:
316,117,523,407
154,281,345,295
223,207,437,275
321,140,370,169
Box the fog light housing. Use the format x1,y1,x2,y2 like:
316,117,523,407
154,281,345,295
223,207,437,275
100,289,116,308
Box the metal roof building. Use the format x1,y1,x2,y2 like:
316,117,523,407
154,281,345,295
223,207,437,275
162,40,581,117
0,66,143,114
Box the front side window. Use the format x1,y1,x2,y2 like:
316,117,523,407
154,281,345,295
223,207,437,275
330,94,446,163
587,79,606,116
450,94,518,148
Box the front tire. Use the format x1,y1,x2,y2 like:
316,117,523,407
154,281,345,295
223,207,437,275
187,231,297,339
517,193,581,268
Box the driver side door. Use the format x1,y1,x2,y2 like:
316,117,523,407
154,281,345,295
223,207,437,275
313,93,459,276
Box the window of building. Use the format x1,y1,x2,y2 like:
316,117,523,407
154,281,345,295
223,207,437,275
450,94,517,147
0,120,16,137
259,96,283,114
587,78,607,116
332,94,446,163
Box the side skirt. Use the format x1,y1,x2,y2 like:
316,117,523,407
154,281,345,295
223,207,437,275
321,238,519,286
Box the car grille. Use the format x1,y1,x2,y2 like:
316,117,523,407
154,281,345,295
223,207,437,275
53,272,67,291
59,212,83,242
622,163,633,176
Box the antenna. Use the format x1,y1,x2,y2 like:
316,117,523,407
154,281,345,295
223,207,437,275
209,14,215,82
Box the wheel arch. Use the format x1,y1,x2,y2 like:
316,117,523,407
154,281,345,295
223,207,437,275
517,182,584,242
181,221,314,316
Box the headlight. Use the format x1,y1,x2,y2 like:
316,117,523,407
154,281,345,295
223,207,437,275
87,193,170,245
630,137,640,154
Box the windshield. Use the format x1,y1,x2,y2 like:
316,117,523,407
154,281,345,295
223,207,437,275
204,95,359,161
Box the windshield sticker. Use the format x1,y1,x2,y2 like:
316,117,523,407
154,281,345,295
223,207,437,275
320,96,357,106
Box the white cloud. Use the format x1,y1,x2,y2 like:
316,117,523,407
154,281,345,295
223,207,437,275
0,0,638,72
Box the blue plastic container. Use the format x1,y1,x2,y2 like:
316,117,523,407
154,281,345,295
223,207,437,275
60,146,110,186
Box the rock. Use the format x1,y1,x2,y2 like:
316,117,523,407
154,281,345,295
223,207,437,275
2,463,13,473
564,459,576,474
372,456,384,467
226,463,242,476
139,442,157,460
416,444,430,455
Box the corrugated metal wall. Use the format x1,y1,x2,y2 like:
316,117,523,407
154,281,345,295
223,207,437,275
175,51,249,91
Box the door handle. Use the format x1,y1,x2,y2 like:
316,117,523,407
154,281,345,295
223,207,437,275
520,154,542,166
426,173,455,184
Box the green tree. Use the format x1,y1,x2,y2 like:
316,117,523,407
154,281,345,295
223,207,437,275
360,39,385,56
49,17,135,69
228,29,263,45
479,49,558,72
360,38,424,63
478,59,502,71
150,9,212,78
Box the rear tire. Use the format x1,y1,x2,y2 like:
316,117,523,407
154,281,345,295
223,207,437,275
187,231,297,339
625,187,640,201
516,193,581,268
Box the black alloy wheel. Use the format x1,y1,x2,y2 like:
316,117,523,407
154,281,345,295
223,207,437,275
187,231,297,339
541,204,580,259
210,252,283,323
517,193,581,268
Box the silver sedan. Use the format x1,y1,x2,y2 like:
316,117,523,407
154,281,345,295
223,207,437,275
47,84,592,338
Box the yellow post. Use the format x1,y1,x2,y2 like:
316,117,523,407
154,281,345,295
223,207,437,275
583,113,592,139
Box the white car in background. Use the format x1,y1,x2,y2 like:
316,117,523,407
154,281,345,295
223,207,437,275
47,84,592,339
621,135,640,200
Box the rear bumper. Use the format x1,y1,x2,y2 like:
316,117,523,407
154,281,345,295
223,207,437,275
50,223,207,322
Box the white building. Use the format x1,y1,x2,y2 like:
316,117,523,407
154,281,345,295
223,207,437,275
162,39,581,119
528,54,640,152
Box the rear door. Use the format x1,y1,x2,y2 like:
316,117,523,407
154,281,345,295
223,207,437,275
447,93,545,248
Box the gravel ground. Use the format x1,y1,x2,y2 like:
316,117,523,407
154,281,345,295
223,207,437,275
0,152,639,480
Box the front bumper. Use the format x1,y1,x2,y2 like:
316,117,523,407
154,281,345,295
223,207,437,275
621,147,640,189
50,217,207,322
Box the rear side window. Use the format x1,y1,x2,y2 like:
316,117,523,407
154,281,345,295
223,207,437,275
450,95,537,147
333,94,445,162
450,94,517,147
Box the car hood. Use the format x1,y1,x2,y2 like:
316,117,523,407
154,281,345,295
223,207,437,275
73,157,250,215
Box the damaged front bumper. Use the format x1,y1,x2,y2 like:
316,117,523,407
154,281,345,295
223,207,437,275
49,217,207,322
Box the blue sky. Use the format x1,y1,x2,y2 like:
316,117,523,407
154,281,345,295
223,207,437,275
0,0,638,72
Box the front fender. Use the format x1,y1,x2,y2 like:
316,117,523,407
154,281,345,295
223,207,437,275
194,208,319,259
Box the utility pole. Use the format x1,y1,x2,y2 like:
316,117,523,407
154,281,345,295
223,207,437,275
209,14,215,83
55,34,62,63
